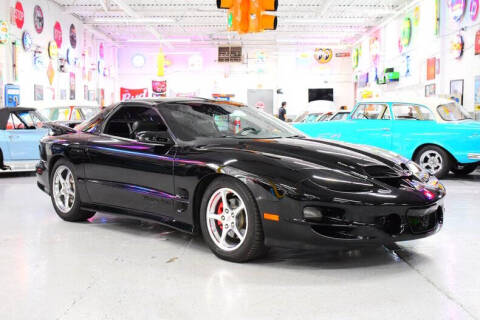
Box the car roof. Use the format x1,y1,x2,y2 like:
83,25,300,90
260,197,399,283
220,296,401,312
126,97,212,104
0,107,37,130
359,96,454,108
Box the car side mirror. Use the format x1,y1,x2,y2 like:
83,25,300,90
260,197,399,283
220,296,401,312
136,131,173,145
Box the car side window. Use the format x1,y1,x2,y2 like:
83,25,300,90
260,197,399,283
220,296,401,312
392,104,434,121
352,104,390,120
6,113,26,130
103,106,167,139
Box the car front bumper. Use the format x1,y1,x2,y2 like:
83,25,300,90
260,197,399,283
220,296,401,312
261,200,444,250
468,153,480,160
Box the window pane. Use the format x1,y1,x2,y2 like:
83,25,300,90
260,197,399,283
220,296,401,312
104,106,166,139
352,104,389,120
437,103,471,121
392,104,434,120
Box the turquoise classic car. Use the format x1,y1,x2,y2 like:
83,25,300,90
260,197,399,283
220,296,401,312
293,97,480,178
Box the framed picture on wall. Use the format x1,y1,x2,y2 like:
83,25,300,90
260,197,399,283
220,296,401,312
450,79,464,105
34,84,43,101
425,84,436,97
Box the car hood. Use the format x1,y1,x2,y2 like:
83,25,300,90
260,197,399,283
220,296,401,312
203,137,410,178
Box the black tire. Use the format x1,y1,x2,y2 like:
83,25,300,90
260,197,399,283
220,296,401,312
50,159,95,222
414,146,451,179
199,176,267,262
451,164,477,176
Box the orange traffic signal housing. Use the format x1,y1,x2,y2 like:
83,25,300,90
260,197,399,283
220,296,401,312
217,0,250,33
217,0,278,34
248,0,278,32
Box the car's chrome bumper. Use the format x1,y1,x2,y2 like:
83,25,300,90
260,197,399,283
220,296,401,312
468,153,480,160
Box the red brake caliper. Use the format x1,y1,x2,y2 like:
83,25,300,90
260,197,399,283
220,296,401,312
217,201,223,229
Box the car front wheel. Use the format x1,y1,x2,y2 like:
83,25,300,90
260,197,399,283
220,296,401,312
414,146,451,178
50,159,95,222
199,177,267,262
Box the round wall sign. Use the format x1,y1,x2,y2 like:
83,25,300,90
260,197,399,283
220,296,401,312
69,24,77,49
48,41,58,59
451,34,464,59
54,22,62,48
471,0,479,20
15,1,24,29
22,31,32,51
313,48,333,64
0,20,8,44
33,5,44,33
449,0,466,22
401,17,412,47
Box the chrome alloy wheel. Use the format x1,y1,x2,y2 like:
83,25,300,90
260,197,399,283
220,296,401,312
206,188,248,252
419,150,443,175
52,165,76,213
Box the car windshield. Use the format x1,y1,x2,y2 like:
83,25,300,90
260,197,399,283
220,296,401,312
158,102,305,141
437,103,472,121
304,113,322,123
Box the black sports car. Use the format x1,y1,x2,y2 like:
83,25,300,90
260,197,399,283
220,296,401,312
36,98,446,262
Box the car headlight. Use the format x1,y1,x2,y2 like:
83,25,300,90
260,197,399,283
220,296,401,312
406,161,430,183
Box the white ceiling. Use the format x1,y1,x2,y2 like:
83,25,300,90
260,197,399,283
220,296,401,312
50,0,415,47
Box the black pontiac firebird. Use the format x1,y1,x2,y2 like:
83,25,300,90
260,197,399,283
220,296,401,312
37,98,446,262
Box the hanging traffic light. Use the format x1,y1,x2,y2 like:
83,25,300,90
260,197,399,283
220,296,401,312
217,0,277,34
248,0,278,33
217,0,250,33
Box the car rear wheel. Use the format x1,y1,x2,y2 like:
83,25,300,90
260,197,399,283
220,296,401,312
414,146,451,178
199,176,267,262
451,164,477,176
50,159,95,222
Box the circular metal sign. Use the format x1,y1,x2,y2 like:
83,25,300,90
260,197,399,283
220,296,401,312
22,31,32,51
15,1,25,29
54,22,62,48
48,41,58,59
69,24,77,49
33,5,44,33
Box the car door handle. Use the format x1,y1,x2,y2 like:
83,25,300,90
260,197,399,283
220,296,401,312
381,128,391,132
8,135,20,140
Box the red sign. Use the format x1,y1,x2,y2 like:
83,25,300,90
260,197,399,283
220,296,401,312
335,52,351,58
53,22,62,48
476,30,480,55
120,88,148,101
426,58,436,80
152,80,167,96
14,1,24,29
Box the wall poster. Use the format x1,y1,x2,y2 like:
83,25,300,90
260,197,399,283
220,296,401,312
425,84,436,97
475,30,480,55
427,58,436,80
152,80,167,97
450,79,464,105
474,76,480,111
69,72,75,100
34,84,43,101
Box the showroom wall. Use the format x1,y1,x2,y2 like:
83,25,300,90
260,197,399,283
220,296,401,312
116,45,354,116
0,0,117,107
354,0,480,112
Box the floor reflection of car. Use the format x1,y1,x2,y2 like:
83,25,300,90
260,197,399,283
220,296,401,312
294,97,480,178
0,107,49,172
36,98,445,262
38,105,100,128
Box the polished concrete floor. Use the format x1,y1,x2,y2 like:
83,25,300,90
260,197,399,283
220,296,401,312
0,172,479,320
